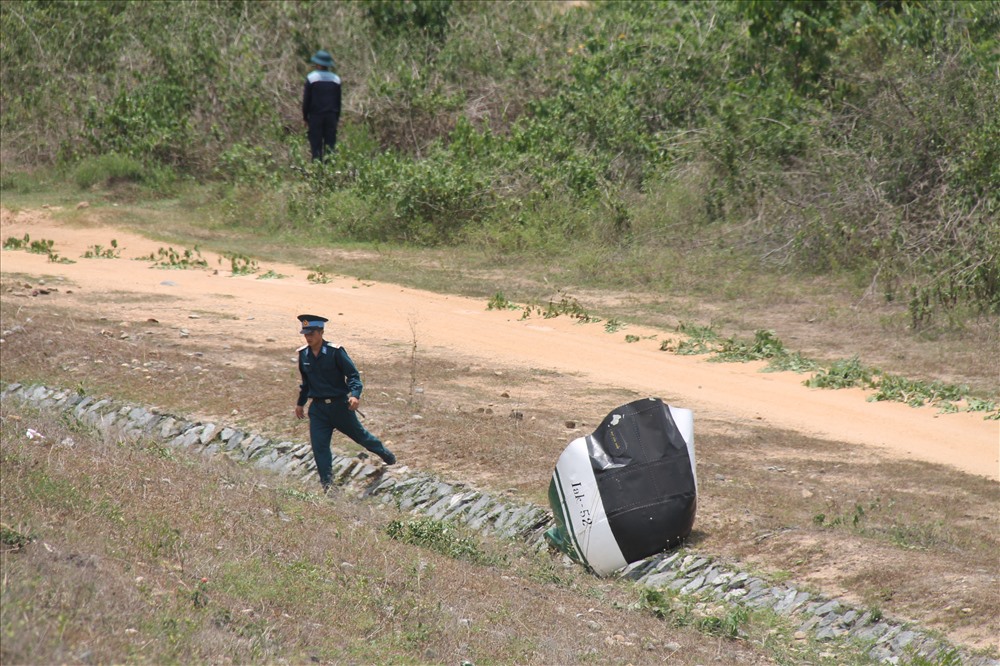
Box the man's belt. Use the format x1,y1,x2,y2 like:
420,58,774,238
315,396,349,404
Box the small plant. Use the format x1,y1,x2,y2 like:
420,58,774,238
138,440,175,460
674,322,719,355
224,253,259,276
519,294,600,323
307,271,332,284
1,523,32,551
696,605,748,639
191,577,210,609
385,517,498,565
4,233,62,258
4,235,77,264
47,251,75,264
82,239,122,258
906,646,962,666
256,270,288,280
278,487,313,501
486,291,520,311
138,246,208,269
869,374,966,408
965,397,997,413
765,351,818,373
804,356,873,389
625,334,640,343
816,502,870,529
3,233,30,249
604,318,625,333
30,237,55,254
639,588,673,620
713,329,786,363
545,294,597,321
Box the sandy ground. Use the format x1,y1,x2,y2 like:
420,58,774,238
2,207,997,480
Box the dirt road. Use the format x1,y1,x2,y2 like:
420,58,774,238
2,208,997,480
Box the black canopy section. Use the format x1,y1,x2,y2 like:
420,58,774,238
590,398,697,563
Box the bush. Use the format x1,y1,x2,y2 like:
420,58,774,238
2,0,996,320
72,153,147,189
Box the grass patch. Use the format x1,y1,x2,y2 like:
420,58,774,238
73,153,146,189
136,246,209,269
81,240,123,258
385,517,502,566
2,401,838,665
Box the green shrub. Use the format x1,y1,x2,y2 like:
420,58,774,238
805,356,874,390
385,517,497,565
73,153,146,189
2,0,996,319
83,82,194,166
361,0,453,40
714,329,787,363
0,170,45,194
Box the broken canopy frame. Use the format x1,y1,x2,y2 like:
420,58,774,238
545,397,697,576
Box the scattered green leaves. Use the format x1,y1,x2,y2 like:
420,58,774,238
82,239,121,258
804,356,873,389
385,517,499,566
138,246,208,269
604,318,625,333
0,523,32,551
674,322,719,355
2,234,74,263
486,291,520,311
224,253,259,276
713,329,786,363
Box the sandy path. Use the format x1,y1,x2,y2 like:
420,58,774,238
2,209,997,480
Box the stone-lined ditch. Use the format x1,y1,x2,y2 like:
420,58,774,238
2,382,995,666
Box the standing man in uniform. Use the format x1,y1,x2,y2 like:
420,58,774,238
302,49,342,161
294,314,396,491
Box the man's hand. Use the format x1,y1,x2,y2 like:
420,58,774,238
346,396,358,411
295,405,305,419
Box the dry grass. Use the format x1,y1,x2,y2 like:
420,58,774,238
5,400,808,665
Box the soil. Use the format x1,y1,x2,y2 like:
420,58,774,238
2,207,996,480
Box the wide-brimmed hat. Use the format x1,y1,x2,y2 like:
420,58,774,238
310,50,335,68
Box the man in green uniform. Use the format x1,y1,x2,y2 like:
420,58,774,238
294,314,395,490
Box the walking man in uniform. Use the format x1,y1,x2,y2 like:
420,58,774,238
302,49,341,161
294,314,395,491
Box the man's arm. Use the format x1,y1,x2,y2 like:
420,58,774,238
302,79,311,123
336,347,364,398
295,351,309,418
